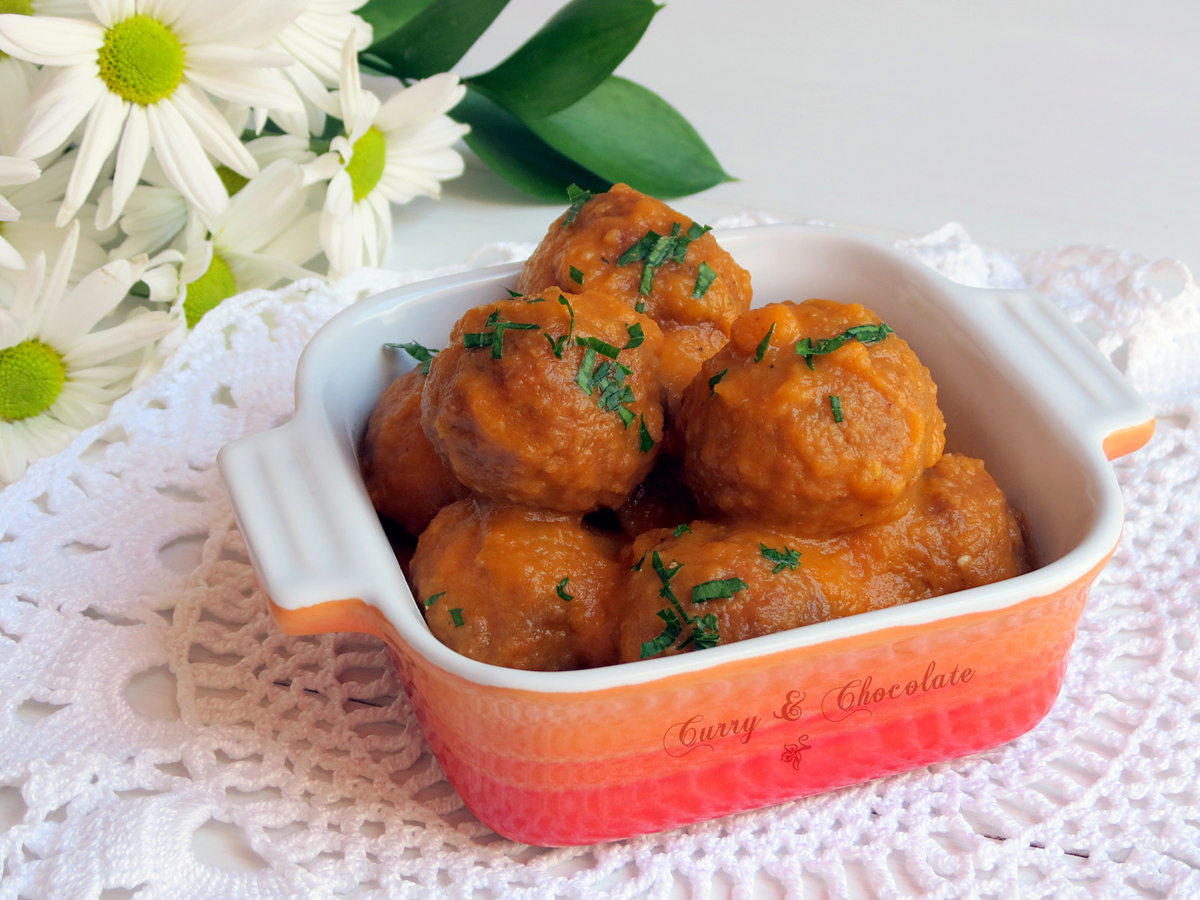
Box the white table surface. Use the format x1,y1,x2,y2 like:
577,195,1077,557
384,0,1199,275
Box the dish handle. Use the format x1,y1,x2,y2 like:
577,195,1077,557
217,418,409,634
985,289,1155,460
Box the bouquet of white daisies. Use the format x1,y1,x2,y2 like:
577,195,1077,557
0,0,725,486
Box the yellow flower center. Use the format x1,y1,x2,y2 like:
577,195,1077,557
0,339,66,421
216,165,249,197
345,127,386,202
0,0,32,59
97,15,185,106
183,252,237,328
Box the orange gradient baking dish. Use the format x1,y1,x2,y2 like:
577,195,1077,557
218,225,1153,846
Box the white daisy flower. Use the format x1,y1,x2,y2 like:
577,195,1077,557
0,154,40,269
309,37,468,278
271,0,372,134
101,133,317,260
0,151,113,304
173,157,321,331
0,0,306,230
0,220,174,485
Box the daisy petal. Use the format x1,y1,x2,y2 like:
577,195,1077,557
215,159,304,252
0,15,104,66
18,64,107,160
58,92,129,226
38,219,79,316
168,0,301,46
0,234,23,271
185,44,295,70
41,256,138,348
0,307,26,349
168,84,257,177
145,99,227,223
375,74,465,134
0,155,39,188
62,311,175,369
87,0,134,28
185,62,302,112
101,104,149,229
0,196,18,223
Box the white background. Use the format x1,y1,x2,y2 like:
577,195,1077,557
386,0,1199,273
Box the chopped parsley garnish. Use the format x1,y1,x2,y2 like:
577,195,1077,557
525,296,544,303
829,394,844,423
692,577,749,603
545,332,569,359
639,551,724,657
795,323,894,369
563,183,593,226
638,414,655,452
384,340,440,375
635,300,645,313
761,543,801,573
709,368,728,395
545,293,575,358
618,221,712,297
631,551,647,571
556,577,573,602
449,608,465,627
463,309,540,359
558,294,575,338
623,322,644,349
575,346,598,392
569,266,584,285
691,261,717,299
754,323,776,363
651,550,684,603
691,614,720,650
673,523,692,537
640,608,683,659
575,335,621,359
505,288,523,298
423,591,445,609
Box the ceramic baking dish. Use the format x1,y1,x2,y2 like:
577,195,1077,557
218,224,1153,847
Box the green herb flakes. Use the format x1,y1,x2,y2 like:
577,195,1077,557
385,340,440,375
635,300,646,313
691,261,717,299
673,523,692,537
569,266,584,285
709,368,728,395
829,394,844,423
618,231,658,266
623,322,645,349
640,608,683,659
463,309,540,359
449,608,465,627
651,550,684,603
631,551,647,571
563,184,593,226
761,544,801,573
639,414,655,452
692,577,749,603
556,577,574,602
754,323,776,363
558,294,575,338
692,613,720,650
423,591,445,609
795,323,894,369
575,335,621,359
505,288,523,298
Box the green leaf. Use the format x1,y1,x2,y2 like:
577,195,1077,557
357,0,437,43
468,0,660,120
527,76,732,198
451,88,610,201
366,0,512,79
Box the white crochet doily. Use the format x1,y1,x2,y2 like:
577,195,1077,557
2,221,1199,900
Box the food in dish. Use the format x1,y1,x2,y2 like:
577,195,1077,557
518,182,752,431
360,369,468,536
411,497,623,669
421,286,665,512
679,299,945,533
361,184,1030,670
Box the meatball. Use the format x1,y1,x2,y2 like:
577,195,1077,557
422,287,665,512
411,498,624,670
360,369,468,536
621,455,1029,661
679,300,945,533
850,453,1030,604
620,520,855,662
517,183,750,416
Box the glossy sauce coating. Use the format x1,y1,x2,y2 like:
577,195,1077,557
517,183,751,422
360,369,468,536
421,287,665,512
680,300,946,533
412,498,624,670
620,453,1028,661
